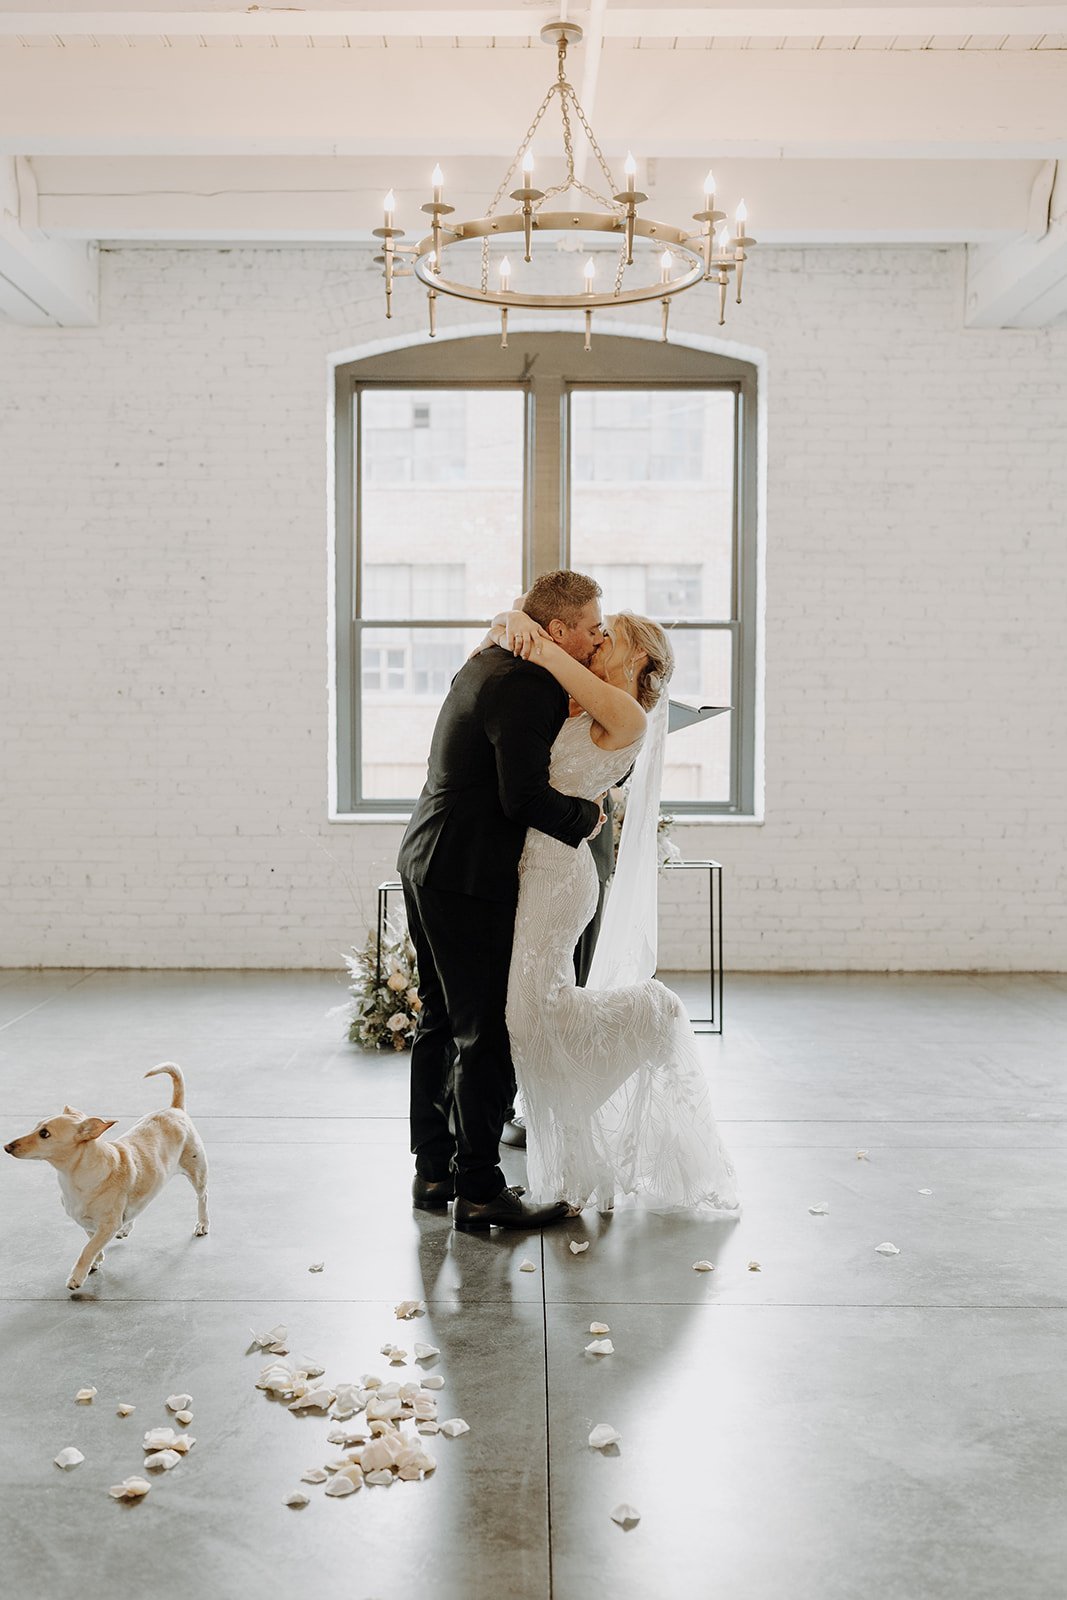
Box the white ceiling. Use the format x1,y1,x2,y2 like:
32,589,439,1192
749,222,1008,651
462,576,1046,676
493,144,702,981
1,3,1066,326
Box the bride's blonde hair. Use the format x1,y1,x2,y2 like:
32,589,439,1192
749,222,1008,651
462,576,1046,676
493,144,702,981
615,613,675,711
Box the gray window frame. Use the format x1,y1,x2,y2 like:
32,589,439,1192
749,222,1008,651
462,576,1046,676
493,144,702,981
333,333,758,817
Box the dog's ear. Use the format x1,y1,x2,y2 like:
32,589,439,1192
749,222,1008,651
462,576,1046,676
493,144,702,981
75,1117,117,1142
63,1105,85,1118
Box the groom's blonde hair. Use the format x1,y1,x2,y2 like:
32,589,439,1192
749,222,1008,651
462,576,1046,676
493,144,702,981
524,569,601,629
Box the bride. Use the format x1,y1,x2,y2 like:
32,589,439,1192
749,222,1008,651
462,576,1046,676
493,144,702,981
486,605,740,1217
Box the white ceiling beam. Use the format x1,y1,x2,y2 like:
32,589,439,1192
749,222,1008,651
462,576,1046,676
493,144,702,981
964,159,1067,323
0,155,98,323
1,10,1066,40
1,44,1065,159
29,155,1039,245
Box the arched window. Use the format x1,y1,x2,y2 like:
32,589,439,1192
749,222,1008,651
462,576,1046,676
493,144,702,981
333,331,759,816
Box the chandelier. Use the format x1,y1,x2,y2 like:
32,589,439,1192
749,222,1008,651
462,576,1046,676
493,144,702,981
373,15,755,348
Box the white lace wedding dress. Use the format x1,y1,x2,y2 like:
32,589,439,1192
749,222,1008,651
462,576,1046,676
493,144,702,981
506,712,740,1215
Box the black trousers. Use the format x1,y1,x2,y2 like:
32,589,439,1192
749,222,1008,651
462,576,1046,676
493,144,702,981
401,874,514,1203
573,875,610,988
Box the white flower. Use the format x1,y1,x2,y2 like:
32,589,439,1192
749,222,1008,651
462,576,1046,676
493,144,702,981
386,972,407,992
405,987,420,1006
387,1013,409,1033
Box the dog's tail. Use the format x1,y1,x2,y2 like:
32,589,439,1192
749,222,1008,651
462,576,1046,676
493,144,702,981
144,1062,186,1110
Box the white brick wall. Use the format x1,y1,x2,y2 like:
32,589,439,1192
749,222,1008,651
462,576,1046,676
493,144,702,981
2,244,1066,971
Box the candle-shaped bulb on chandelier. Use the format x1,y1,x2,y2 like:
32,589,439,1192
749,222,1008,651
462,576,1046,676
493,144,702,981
583,256,596,292
660,249,672,285
383,189,395,229
498,255,512,294
703,169,716,201
735,198,747,236
624,151,637,195
431,164,444,205
522,150,535,186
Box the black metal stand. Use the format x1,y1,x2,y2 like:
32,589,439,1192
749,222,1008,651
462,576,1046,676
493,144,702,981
375,880,405,984
658,859,724,1034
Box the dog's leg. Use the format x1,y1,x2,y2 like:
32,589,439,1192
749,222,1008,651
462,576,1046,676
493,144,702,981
67,1215,122,1291
115,1219,134,1239
179,1134,210,1236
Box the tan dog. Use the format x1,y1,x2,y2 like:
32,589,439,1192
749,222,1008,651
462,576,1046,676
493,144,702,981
3,1063,209,1291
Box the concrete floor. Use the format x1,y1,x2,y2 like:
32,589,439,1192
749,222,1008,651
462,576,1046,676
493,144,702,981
0,968,1064,1600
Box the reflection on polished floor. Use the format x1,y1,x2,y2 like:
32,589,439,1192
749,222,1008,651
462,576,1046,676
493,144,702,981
1,968,1064,1600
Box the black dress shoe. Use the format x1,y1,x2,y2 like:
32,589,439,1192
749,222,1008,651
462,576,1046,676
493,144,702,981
453,1186,569,1233
500,1115,527,1150
412,1173,455,1210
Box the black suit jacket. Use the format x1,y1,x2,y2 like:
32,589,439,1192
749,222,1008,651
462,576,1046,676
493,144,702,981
398,646,601,905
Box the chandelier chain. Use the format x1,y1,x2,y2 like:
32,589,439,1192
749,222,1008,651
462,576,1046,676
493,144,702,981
479,80,562,290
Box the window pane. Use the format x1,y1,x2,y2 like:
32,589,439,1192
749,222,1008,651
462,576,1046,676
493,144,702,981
569,388,735,619
360,389,525,620
360,627,487,800
663,630,733,806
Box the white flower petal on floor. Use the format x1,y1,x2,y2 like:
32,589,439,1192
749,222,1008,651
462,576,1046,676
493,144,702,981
108,1477,150,1500
249,1324,289,1352
324,1474,359,1497
808,1203,830,1215
300,1467,328,1484
364,1469,394,1487
588,1424,621,1450
589,1322,611,1334
74,1387,97,1403
519,1260,536,1273
610,1503,641,1528
327,1426,367,1448
875,1242,900,1255
366,1397,402,1422
144,1449,182,1471
413,1342,440,1361
143,1426,179,1451
569,1241,590,1255
165,1393,193,1412
116,1403,135,1416
856,1150,869,1161
288,1387,336,1413
361,1373,384,1390
308,1262,324,1273
394,1299,425,1319
692,1260,715,1273
747,1261,761,1272
421,1375,445,1390
439,1418,470,1438
584,1339,614,1356
918,1188,934,1195
54,1447,85,1469
175,1409,194,1425
416,1421,440,1435
285,1492,309,1508
295,1358,326,1379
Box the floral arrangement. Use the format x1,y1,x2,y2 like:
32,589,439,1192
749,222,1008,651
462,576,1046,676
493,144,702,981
611,790,680,866
340,921,421,1051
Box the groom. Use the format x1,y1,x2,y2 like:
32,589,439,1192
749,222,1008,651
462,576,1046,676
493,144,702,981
398,569,606,1231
